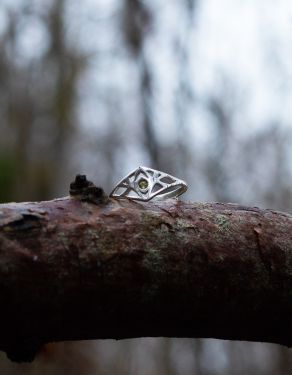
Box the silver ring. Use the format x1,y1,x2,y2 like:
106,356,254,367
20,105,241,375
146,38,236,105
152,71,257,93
110,166,188,202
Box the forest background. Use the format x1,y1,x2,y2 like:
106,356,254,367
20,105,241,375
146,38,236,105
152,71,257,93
0,1,292,374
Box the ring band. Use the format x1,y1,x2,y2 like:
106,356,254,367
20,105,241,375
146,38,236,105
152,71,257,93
110,166,188,202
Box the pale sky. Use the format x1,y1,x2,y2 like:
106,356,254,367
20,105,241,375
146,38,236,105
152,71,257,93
194,0,292,131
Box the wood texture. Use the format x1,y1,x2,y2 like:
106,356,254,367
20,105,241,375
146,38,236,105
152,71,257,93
0,189,292,361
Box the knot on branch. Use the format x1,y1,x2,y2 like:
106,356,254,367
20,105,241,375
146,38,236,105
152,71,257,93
5,337,42,363
69,174,108,204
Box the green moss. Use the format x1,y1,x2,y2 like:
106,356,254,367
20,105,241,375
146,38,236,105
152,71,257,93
58,232,70,250
215,214,230,232
140,211,163,228
218,254,225,262
284,242,292,276
143,248,165,275
142,249,165,302
176,218,194,229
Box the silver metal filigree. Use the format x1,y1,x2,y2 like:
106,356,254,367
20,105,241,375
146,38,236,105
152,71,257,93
110,166,188,202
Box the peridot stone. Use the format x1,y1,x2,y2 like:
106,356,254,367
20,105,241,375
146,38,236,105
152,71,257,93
138,179,148,190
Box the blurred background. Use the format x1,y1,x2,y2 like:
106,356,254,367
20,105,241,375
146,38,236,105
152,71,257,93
0,0,292,373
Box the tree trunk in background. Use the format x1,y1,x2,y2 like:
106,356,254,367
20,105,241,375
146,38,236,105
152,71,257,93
121,0,161,168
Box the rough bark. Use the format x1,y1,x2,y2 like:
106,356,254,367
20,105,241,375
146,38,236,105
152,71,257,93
0,176,292,362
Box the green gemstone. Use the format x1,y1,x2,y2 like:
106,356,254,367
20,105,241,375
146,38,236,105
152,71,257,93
138,179,148,190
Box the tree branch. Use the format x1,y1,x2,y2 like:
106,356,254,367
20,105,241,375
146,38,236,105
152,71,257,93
0,176,291,362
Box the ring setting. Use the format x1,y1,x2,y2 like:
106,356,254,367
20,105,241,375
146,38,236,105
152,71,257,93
110,166,188,202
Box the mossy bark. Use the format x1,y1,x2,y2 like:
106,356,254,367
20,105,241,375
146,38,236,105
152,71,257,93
0,197,292,361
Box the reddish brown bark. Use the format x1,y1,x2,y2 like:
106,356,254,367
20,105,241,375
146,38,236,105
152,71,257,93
0,180,292,361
